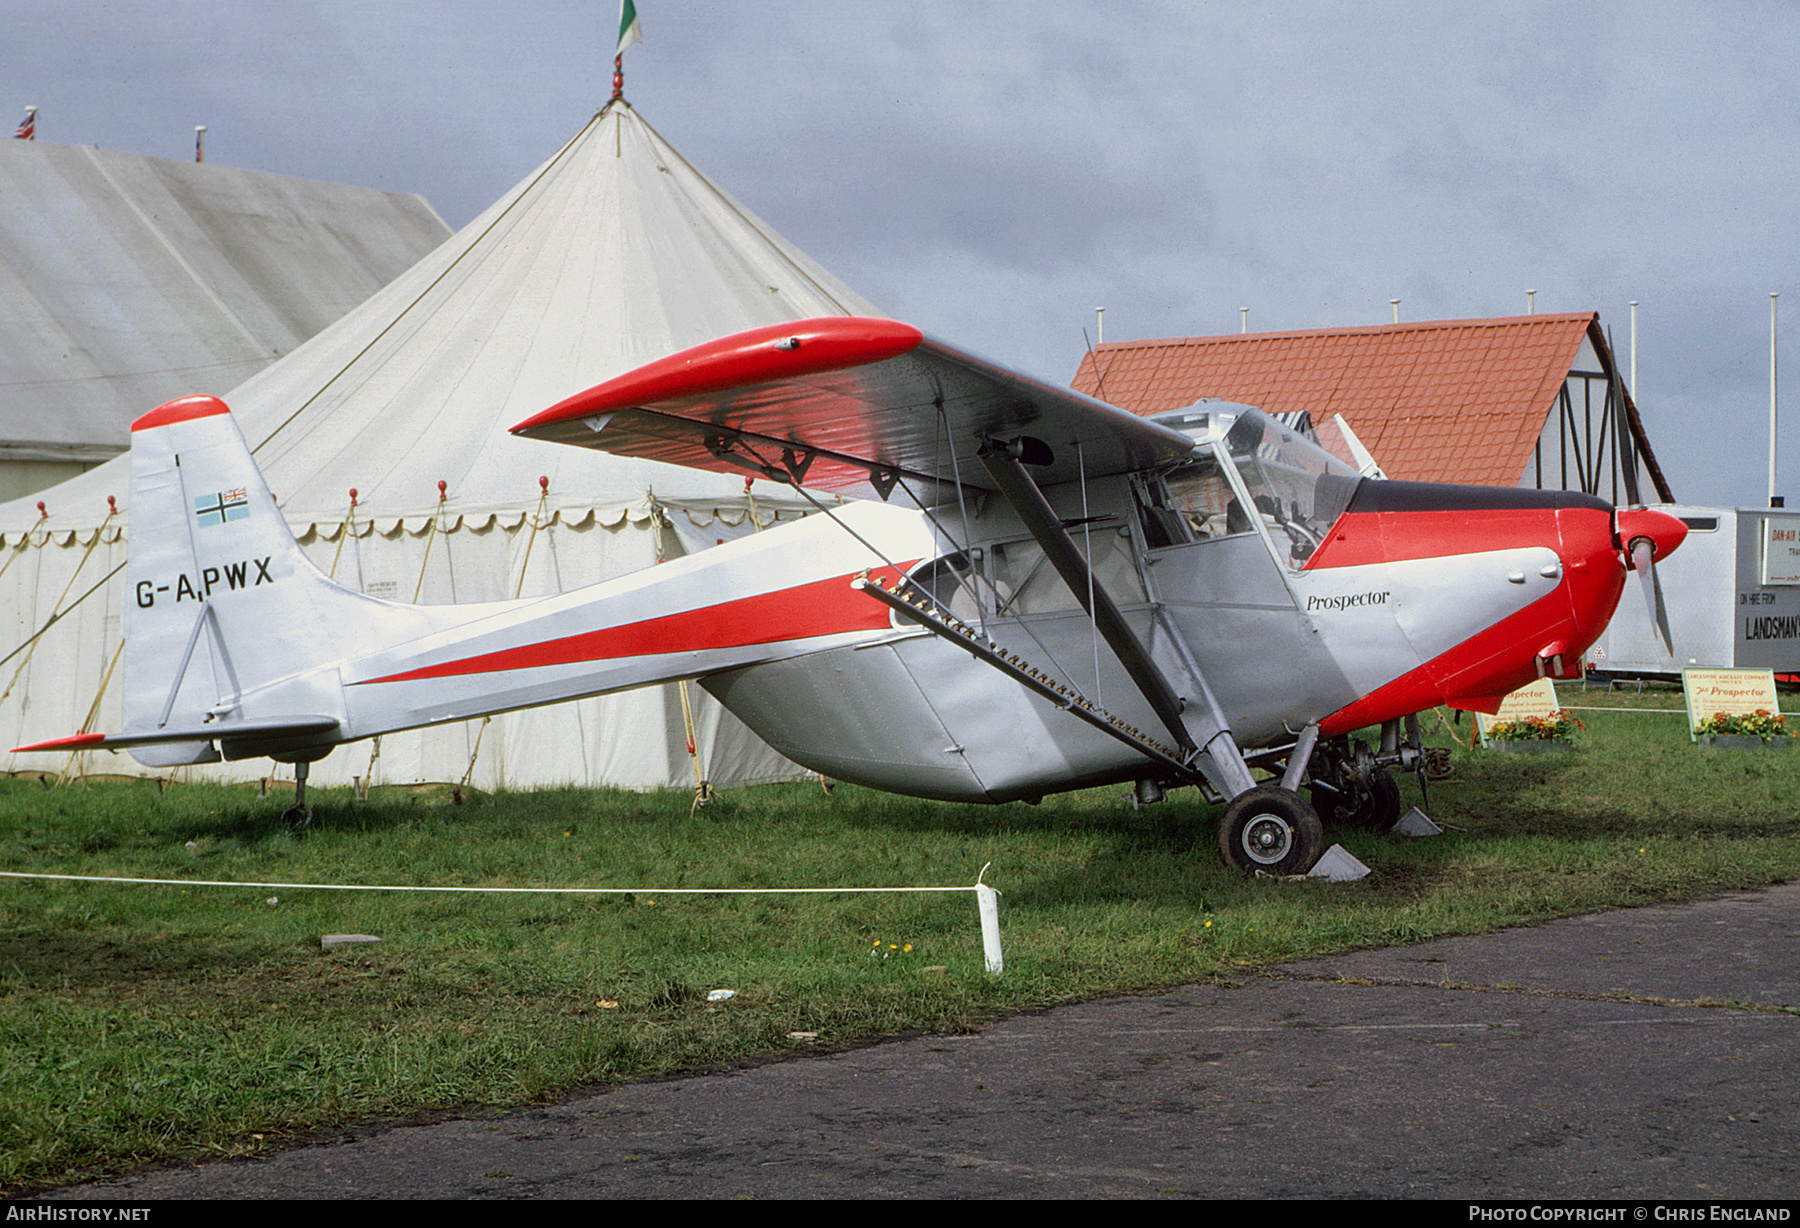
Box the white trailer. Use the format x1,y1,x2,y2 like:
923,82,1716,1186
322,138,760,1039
1590,504,1800,681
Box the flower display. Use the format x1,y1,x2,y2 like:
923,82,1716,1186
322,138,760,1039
1694,709,1794,738
1487,710,1583,742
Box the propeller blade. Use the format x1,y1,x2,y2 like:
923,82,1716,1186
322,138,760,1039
1651,558,1674,656
1631,538,1675,656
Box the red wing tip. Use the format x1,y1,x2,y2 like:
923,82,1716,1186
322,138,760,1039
132,395,231,433
512,316,925,435
11,732,107,753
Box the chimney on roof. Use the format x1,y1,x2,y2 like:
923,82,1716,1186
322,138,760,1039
195,125,206,163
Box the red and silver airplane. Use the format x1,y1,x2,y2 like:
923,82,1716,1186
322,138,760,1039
16,317,1687,874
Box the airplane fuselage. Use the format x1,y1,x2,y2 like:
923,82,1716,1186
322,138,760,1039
17,311,1688,875
695,472,1629,803
194,407,1635,804
66,396,1649,819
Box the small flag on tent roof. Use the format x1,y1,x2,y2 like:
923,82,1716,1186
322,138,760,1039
617,0,643,55
13,107,35,140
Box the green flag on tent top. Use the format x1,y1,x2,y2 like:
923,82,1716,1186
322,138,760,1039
617,0,643,55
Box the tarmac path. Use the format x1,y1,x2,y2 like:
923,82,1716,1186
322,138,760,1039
44,884,1800,1200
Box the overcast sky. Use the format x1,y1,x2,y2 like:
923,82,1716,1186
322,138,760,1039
10,1,1800,508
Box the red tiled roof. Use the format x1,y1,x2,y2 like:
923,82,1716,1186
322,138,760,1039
1071,313,1602,488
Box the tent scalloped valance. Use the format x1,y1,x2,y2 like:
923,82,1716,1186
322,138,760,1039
0,523,127,550
0,502,811,550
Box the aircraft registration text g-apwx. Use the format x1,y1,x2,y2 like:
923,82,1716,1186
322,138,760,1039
135,557,274,607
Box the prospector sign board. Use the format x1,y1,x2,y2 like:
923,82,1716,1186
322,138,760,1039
1681,667,1781,740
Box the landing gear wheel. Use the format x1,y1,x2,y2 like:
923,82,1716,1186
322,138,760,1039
1217,786,1324,875
1312,768,1401,832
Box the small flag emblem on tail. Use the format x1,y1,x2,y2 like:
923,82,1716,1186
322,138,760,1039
195,488,249,527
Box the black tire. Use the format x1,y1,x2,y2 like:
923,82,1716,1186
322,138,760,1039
1216,786,1325,875
282,803,312,833
1312,768,1402,832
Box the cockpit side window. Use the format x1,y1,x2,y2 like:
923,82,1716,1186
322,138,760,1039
901,529,1147,625
1155,452,1249,542
900,550,982,622
988,532,1146,614
1223,412,1363,564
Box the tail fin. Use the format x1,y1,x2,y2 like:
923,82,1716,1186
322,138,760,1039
16,394,537,765
116,395,371,764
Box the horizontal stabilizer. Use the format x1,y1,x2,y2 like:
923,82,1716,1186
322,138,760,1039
14,716,341,756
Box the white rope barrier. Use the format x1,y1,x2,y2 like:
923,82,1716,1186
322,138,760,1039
0,865,1006,973
1557,706,1689,714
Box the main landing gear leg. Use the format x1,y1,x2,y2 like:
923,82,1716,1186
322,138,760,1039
1206,730,1324,876
1309,735,1403,832
282,761,313,833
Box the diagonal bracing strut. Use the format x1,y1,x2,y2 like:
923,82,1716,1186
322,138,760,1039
852,574,1196,778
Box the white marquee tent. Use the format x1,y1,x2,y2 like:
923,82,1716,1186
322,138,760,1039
0,137,451,499
0,99,881,794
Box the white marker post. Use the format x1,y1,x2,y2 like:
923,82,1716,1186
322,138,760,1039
976,865,1003,975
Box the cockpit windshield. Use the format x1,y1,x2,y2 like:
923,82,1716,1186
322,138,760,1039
1152,408,1363,564
1223,412,1363,562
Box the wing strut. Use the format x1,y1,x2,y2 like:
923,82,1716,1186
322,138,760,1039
975,440,1198,756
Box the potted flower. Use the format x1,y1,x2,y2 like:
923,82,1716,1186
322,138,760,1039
1695,709,1796,749
1486,710,1583,753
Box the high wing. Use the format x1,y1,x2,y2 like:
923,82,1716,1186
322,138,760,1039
509,317,1197,502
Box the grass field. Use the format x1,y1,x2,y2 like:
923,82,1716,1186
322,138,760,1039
3,682,1798,1190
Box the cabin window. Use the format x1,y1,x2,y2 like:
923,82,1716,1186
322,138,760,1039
1157,453,1251,541
901,530,1146,624
987,531,1146,616
901,550,982,622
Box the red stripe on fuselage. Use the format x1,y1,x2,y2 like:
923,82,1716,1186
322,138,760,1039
355,563,916,686
1305,507,1577,569
1319,587,1570,734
